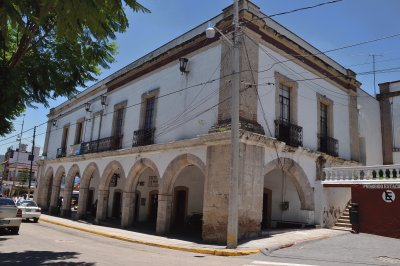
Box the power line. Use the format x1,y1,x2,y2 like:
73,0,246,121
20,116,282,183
267,0,343,18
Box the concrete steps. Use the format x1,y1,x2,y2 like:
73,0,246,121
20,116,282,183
333,202,352,231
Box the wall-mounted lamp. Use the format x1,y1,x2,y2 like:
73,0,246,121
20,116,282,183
101,94,108,107
179,57,189,74
85,102,92,112
52,119,57,127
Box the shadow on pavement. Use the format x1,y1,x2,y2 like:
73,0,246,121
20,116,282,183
0,251,95,265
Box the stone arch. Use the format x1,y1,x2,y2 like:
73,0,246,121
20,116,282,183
77,162,101,219
81,162,101,189
36,166,54,209
54,165,66,186
264,158,314,211
162,153,206,194
125,158,160,193
96,160,126,223
157,153,206,235
98,160,126,190
49,165,66,213
66,164,80,187
121,158,160,228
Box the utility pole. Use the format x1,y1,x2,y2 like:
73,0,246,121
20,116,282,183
227,0,240,249
10,114,25,197
28,126,36,199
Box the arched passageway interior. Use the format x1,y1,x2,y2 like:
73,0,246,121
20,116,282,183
170,165,205,237
78,164,100,220
263,169,311,228
133,168,159,230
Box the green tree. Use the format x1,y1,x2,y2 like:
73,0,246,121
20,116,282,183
18,167,30,185
0,0,149,135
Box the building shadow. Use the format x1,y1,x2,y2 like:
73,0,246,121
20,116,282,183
0,251,95,266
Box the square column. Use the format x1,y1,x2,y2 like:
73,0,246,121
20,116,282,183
156,193,173,235
121,192,136,228
95,189,109,223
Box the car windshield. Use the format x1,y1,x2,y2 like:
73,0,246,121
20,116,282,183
17,201,38,207
0,198,16,206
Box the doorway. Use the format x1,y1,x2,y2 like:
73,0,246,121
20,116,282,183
112,191,122,218
262,188,272,229
174,187,188,227
148,190,158,224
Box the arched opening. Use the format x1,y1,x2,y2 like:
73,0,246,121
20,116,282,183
122,158,160,230
171,166,204,237
78,163,100,220
37,167,53,211
62,165,80,218
49,166,66,216
263,158,315,229
96,161,126,226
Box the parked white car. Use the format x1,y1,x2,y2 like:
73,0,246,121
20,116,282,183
16,200,41,223
0,198,22,234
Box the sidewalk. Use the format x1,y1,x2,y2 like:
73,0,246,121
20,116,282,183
39,214,347,256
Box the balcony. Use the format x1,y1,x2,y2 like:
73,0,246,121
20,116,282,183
274,120,303,147
318,134,338,157
323,164,400,185
56,147,66,158
80,136,122,155
132,128,155,147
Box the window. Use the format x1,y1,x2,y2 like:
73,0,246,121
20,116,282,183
74,121,83,144
317,95,338,156
114,108,124,137
320,102,328,137
144,97,155,129
279,84,290,123
61,126,69,150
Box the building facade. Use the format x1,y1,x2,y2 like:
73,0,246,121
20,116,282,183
35,1,364,243
2,144,40,196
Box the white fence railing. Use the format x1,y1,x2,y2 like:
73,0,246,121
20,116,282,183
323,164,400,184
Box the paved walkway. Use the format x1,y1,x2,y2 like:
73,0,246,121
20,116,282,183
39,214,347,256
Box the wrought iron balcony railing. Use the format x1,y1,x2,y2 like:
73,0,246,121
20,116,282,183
56,147,66,158
318,134,338,157
132,128,155,147
274,120,303,147
80,135,122,155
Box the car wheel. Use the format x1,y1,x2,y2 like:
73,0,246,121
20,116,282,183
10,227,19,235
33,218,39,223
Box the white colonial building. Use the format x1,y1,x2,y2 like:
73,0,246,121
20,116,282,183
35,1,368,243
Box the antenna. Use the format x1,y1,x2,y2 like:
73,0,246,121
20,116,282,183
369,54,383,96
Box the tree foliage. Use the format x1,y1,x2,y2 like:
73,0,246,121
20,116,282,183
0,0,149,135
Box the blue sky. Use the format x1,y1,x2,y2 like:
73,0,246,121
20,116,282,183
1,0,399,154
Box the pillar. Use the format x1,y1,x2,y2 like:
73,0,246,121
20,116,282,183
95,189,109,223
49,185,60,214
156,193,173,235
61,185,73,217
121,192,136,228
77,187,89,219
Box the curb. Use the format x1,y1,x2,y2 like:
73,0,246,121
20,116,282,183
261,234,334,255
39,217,260,256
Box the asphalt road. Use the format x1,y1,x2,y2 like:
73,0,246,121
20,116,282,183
1,221,399,266
0,221,252,266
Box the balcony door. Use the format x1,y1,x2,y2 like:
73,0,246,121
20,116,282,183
279,84,291,143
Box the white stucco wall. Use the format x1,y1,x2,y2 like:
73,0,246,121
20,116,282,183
46,45,221,160
257,44,351,160
357,88,383,165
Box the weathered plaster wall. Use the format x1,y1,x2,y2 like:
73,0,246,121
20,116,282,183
322,187,351,227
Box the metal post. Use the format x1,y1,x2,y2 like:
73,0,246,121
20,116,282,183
28,126,36,199
227,0,240,249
